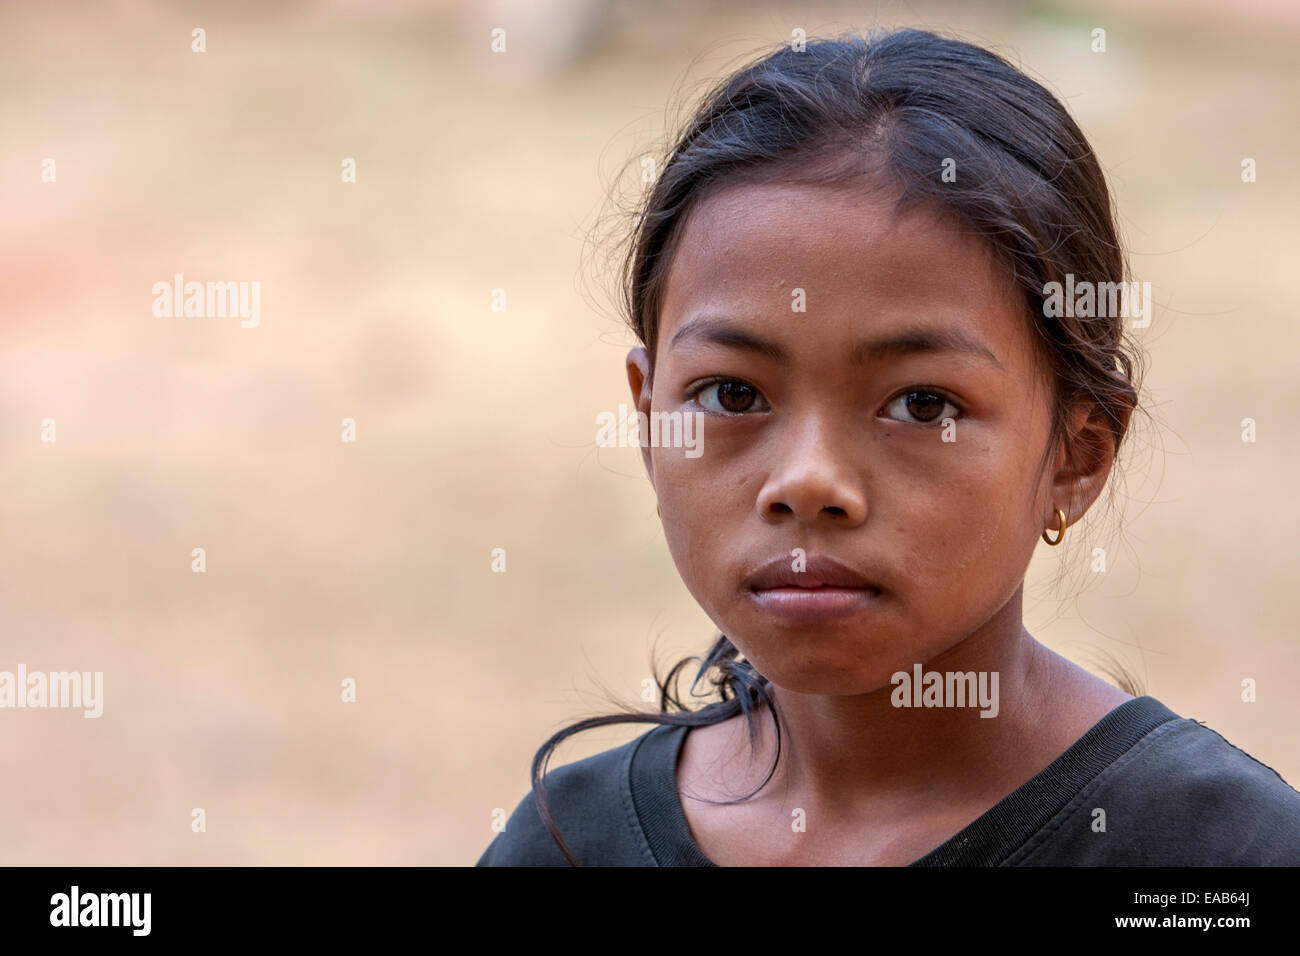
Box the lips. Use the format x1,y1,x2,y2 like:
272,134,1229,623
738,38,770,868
744,554,883,592
743,554,885,623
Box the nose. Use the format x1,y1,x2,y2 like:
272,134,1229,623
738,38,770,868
754,418,868,526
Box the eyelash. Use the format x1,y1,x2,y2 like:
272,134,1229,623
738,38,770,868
684,377,965,424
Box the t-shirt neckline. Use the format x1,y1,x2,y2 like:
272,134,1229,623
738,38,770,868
628,694,1181,866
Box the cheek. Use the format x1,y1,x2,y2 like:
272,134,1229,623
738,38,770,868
891,439,1039,600
653,454,748,619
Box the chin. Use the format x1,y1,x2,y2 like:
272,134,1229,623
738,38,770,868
725,639,901,698
753,664,896,698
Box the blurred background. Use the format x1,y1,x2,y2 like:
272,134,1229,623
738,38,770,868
1,0,1297,865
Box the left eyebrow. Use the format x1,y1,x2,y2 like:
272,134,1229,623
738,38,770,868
849,325,1003,369
667,315,1003,369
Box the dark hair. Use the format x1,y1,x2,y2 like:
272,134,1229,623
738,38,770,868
537,27,1149,865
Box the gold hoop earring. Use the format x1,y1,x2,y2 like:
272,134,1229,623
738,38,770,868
1042,506,1067,546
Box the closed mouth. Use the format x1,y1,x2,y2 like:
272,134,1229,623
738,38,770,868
743,554,884,593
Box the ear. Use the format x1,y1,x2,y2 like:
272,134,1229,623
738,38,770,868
1047,400,1130,530
625,346,655,490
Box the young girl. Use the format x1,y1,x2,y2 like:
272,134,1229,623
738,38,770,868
476,27,1300,866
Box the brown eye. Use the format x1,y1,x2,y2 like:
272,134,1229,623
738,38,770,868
693,379,770,414
905,391,944,422
884,389,960,424
718,382,756,412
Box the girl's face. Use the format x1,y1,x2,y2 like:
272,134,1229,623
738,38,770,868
627,180,1079,696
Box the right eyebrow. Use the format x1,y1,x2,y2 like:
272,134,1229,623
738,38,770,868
668,316,788,362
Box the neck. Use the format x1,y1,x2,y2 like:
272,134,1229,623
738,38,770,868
731,588,1069,816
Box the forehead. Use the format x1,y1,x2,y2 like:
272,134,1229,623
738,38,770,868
658,180,1030,365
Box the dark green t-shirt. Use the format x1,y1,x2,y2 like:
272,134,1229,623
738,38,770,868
475,695,1300,866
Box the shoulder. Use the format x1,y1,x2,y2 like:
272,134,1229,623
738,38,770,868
475,724,669,866
1016,701,1300,865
